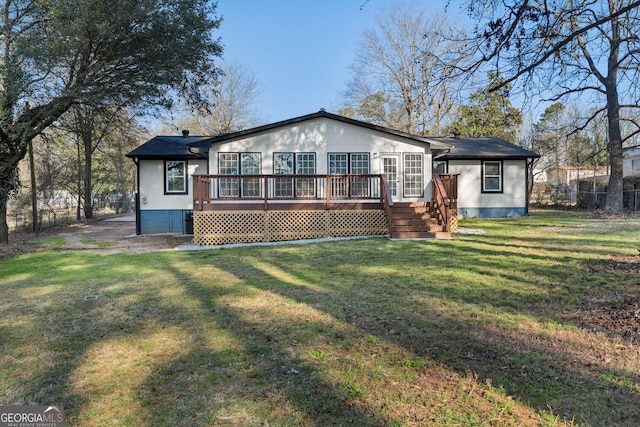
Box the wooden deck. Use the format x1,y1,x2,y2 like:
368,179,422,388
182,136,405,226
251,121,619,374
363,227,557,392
192,174,457,244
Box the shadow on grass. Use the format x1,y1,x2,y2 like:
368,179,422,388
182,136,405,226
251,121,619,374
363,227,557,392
1,250,390,425
199,239,640,426
2,231,640,426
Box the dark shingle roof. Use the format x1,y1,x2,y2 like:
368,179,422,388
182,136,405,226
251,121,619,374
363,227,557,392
127,112,540,161
428,137,539,160
126,135,215,159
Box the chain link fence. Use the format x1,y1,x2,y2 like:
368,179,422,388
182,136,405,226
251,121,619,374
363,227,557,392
531,177,640,213
8,197,135,235
576,189,640,211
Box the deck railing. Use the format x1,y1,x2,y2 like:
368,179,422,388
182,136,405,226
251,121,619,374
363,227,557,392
432,174,452,232
193,174,387,210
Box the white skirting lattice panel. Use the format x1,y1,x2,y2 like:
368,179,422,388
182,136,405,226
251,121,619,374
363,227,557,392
193,210,388,246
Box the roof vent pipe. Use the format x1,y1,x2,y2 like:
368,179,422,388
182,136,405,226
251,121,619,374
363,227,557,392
182,129,190,137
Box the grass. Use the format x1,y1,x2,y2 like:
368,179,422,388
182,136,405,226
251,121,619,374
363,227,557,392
1,209,640,426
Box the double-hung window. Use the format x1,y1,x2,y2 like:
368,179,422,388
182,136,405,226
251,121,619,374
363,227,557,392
482,160,503,193
273,152,316,197
328,153,349,197
218,153,262,198
295,153,316,197
328,153,370,198
165,160,187,194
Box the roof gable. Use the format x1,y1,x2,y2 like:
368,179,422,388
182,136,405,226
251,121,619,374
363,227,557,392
188,109,452,150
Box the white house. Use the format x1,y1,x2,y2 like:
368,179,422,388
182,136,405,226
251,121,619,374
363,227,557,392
430,137,540,218
126,110,539,243
624,145,640,177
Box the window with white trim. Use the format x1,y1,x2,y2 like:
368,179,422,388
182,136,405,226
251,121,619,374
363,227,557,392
403,153,424,197
273,152,316,197
218,153,261,198
328,153,370,197
165,160,187,194
482,160,503,192
295,153,316,197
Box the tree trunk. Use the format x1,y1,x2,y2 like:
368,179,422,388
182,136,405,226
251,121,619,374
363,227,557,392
0,194,8,244
603,5,624,213
83,135,93,219
0,136,29,244
76,141,82,221
604,80,624,212
28,138,39,232
605,126,624,213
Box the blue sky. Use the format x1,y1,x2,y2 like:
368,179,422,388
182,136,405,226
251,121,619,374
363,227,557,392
215,0,463,124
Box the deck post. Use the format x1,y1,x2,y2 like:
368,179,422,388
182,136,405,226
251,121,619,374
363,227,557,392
264,176,269,211
325,175,331,210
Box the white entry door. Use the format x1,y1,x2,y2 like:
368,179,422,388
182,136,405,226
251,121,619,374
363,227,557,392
381,154,401,202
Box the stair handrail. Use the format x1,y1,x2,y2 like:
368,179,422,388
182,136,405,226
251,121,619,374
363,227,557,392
432,174,451,233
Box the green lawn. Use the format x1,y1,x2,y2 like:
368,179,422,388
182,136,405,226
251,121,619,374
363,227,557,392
1,210,639,426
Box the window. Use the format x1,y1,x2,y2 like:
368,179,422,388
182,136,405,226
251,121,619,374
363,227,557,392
273,152,316,197
329,153,348,174
295,153,316,197
329,153,349,197
165,160,187,194
218,153,239,197
218,153,262,198
328,153,370,197
433,160,448,175
241,153,262,197
349,153,370,197
274,153,294,197
482,160,503,192
350,153,370,174
403,153,424,197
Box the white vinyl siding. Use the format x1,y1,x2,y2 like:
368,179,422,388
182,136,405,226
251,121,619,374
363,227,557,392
208,117,433,201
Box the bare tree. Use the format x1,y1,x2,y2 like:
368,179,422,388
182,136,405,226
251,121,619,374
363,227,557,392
57,106,136,219
464,0,640,213
167,62,263,135
341,3,464,135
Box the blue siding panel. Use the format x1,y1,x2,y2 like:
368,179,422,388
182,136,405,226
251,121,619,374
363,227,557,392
140,209,192,235
457,207,526,218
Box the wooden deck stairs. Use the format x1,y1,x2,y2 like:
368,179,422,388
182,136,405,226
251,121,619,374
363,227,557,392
388,202,451,239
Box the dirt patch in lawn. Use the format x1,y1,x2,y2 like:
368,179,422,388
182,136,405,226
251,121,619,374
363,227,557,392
568,256,640,343
2,217,193,257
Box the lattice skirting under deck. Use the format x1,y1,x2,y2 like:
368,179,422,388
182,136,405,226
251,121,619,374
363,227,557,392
450,209,459,232
193,210,389,246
